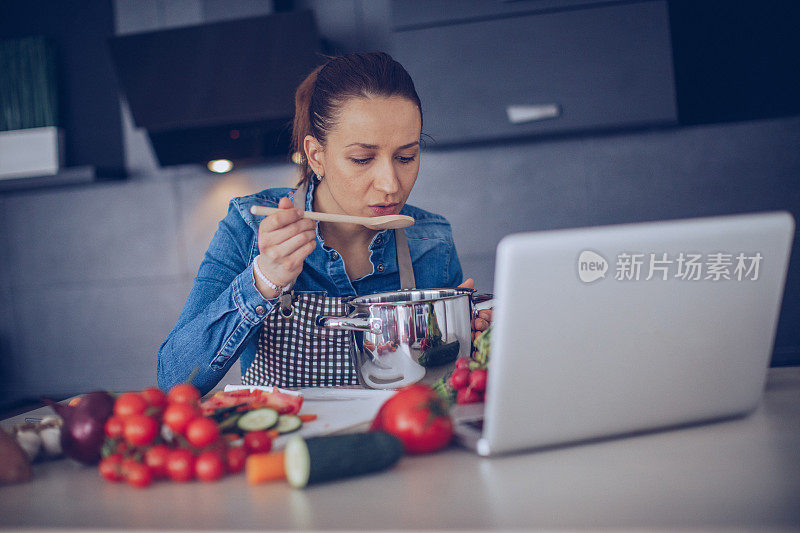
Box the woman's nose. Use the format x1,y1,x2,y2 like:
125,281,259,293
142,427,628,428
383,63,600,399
372,160,400,194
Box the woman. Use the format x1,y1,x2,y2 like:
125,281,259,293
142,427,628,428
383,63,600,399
157,52,491,394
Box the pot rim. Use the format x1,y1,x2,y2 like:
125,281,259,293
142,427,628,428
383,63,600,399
349,287,474,306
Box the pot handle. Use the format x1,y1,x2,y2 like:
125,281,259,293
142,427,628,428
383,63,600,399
316,315,383,334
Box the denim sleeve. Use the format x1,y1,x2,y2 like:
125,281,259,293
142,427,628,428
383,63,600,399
446,239,464,287
157,201,275,395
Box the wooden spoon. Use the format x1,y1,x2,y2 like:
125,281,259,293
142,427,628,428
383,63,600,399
249,205,414,230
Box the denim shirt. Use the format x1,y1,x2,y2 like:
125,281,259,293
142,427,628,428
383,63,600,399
157,179,464,394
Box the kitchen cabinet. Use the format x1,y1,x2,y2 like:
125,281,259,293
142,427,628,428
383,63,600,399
390,0,676,146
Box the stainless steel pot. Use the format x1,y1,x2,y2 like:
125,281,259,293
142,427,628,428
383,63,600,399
317,288,492,389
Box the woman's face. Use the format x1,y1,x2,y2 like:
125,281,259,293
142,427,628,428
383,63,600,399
306,95,421,218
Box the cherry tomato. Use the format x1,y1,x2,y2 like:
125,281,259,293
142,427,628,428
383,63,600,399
244,431,273,454
225,446,247,474
468,368,488,392
125,461,153,488
185,417,220,449
104,415,125,439
140,386,167,409
167,383,201,406
449,368,471,390
120,457,141,479
456,387,482,405
375,384,453,455
124,414,159,446
195,450,225,482
144,444,171,479
163,403,200,435
114,392,148,417
166,449,195,482
98,454,124,482
455,357,471,371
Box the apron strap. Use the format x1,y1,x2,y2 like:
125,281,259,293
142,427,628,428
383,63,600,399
395,228,416,289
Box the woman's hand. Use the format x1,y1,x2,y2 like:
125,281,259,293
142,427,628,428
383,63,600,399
458,278,493,342
255,197,317,298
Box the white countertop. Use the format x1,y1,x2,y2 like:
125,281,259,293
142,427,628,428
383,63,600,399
1,367,799,530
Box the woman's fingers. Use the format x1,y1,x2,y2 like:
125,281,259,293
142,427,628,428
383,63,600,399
473,317,489,331
260,217,316,249
265,230,317,262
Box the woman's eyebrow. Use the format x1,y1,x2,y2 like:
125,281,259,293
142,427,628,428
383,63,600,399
345,141,420,149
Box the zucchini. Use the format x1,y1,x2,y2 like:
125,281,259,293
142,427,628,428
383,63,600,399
274,415,303,434
284,432,404,488
236,408,279,432
417,340,460,367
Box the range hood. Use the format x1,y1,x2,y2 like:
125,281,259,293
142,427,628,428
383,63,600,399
109,11,321,167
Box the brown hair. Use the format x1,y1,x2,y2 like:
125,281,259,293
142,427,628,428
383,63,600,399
291,51,423,185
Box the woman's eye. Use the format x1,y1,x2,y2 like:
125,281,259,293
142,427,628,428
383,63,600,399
396,155,416,164
350,158,372,165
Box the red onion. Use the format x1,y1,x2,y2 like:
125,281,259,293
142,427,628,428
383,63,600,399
44,391,115,465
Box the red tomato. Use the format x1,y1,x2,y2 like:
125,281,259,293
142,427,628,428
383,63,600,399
167,383,201,406
195,450,225,482
163,403,200,435
185,417,220,449
104,415,125,439
468,368,488,392
166,449,195,482
140,386,167,409
98,454,124,482
225,446,247,474
114,392,148,417
144,444,171,479
449,368,470,390
455,357,471,371
125,461,153,488
456,387,482,405
244,431,273,454
376,384,453,455
124,414,159,446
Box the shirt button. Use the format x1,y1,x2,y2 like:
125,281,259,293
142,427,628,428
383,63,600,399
375,236,382,245
255,305,266,315
331,251,340,260
377,264,385,272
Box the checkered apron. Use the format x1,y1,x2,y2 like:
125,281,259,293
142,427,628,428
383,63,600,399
242,293,360,387
242,181,416,387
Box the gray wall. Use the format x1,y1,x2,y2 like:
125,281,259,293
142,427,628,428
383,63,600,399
1,1,799,405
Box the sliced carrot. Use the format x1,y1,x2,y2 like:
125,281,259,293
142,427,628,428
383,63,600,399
246,451,286,485
266,429,280,440
299,414,317,422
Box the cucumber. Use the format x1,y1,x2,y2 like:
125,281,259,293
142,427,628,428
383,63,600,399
284,432,404,488
236,408,279,432
218,413,242,433
274,415,303,434
417,340,460,367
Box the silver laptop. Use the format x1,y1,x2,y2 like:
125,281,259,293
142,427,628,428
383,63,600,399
453,211,795,456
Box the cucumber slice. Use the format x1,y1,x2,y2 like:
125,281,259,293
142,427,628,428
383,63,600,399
236,408,279,432
274,415,303,434
285,436,311,488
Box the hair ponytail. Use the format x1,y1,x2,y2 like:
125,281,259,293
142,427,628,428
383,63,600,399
290,52,422,186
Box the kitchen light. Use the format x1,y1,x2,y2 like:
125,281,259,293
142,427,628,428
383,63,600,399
207,159,233,173
291,152,304,165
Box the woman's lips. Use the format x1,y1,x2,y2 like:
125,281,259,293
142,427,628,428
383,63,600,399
370,204,399,216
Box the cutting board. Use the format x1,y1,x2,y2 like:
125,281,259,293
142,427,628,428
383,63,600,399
223,385,395,449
